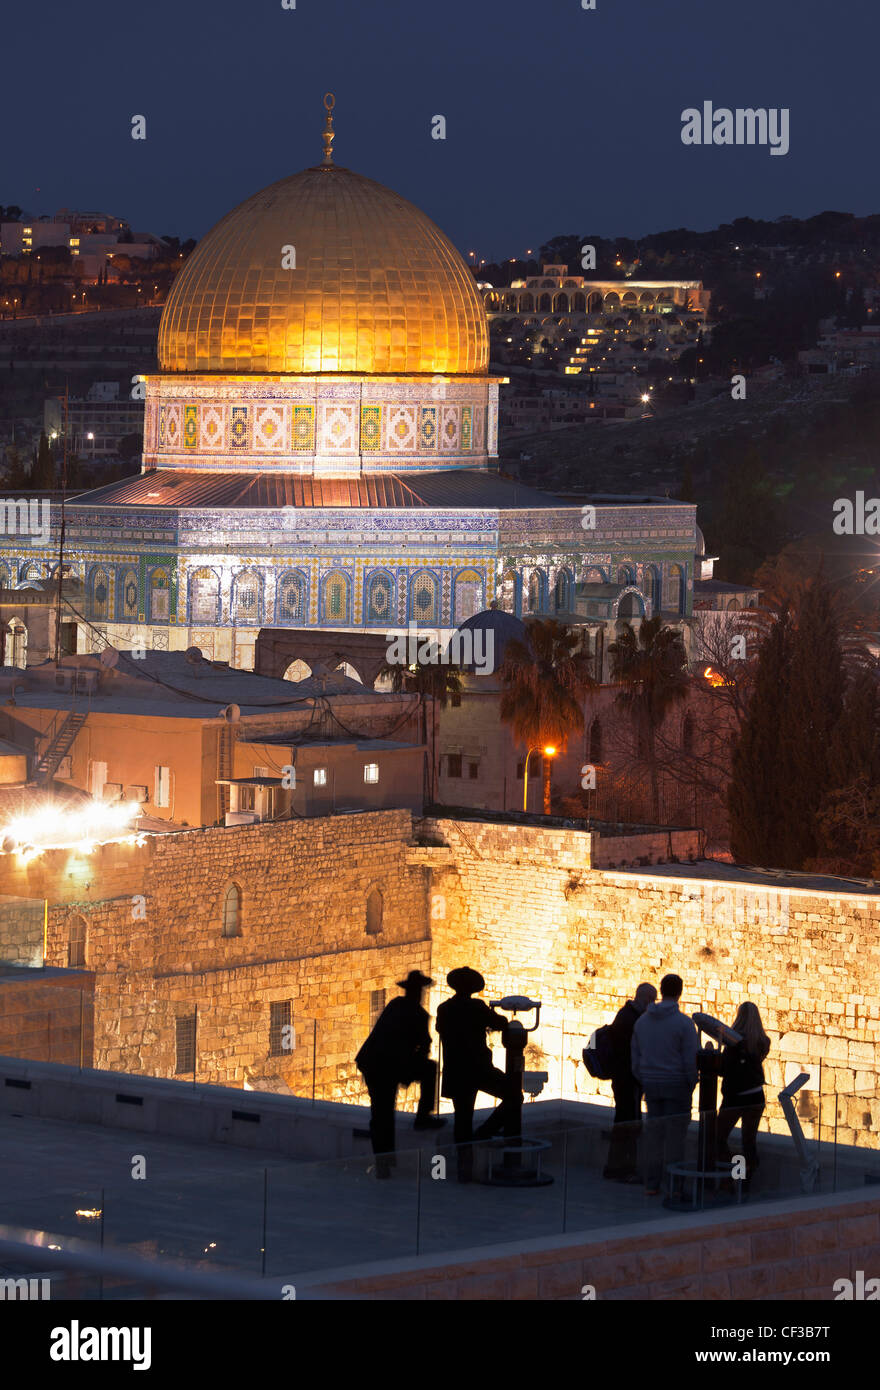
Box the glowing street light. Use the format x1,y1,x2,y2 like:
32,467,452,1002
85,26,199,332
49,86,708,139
523,744,557,812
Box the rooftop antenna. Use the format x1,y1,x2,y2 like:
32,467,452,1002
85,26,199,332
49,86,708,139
321,93,336,166
53,381,69,666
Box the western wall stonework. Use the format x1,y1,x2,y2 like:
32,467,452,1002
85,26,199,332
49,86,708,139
418,817,880,1147
2,809,878,1144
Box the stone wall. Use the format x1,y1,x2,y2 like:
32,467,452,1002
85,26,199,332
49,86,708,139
1,809,878,1142
1,811,429,1099
419,817,880,1146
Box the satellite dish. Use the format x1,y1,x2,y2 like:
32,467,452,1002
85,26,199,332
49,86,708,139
220,704,240,723
100,647,119,669
184,646,203,665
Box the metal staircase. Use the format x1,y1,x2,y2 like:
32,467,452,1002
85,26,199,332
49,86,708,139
34,709,88,784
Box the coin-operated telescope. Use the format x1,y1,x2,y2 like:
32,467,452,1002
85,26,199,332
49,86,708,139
484,995,553,1187
665,1012,743,1207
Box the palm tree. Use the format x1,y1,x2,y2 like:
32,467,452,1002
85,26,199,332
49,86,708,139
498,618,596,813
608,614,689,822
376,648,462,802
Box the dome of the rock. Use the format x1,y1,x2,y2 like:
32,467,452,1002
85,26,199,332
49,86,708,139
157,165,489,377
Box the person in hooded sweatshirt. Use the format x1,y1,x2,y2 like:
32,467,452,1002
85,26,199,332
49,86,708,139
631,972,698,1196
603,981,657,1182
716,1001,771,1183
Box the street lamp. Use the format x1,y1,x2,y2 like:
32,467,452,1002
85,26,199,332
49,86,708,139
522,743,556,812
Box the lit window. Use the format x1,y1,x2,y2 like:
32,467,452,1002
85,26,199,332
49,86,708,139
154,765,170,807
313,768,327,786
364,763,379,784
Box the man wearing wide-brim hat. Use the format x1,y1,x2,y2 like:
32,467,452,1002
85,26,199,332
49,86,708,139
356,969,445,1177
436,967,516,1180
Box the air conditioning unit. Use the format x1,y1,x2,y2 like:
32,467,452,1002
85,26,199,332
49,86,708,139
225,810,259,827
75,670,99,694
103,783,123,802
53,671,74,691
125,785,148,803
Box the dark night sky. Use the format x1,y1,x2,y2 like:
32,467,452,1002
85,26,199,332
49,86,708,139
5,0,877,258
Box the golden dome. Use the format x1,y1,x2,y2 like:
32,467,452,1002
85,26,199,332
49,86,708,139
158,165,488,376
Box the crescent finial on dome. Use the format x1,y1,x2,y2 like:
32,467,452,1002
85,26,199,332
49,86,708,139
322,92,336,166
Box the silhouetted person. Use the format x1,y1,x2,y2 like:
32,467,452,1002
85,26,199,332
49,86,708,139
631,973,698,1196
603,981,657,1183
356,970,445,1177
436,967,516,1180
716,1001,771,1186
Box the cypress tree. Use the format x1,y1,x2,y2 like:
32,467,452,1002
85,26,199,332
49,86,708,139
728,610,795,864
785,580,845,863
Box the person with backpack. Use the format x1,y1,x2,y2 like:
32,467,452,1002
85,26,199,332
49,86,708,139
716,1001,771,1185
631,973,699,1196
602,982,657,1182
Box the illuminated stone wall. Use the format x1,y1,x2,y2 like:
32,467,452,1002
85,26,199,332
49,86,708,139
420,816,880,1147
2,810,877,1145
3,812,428,1102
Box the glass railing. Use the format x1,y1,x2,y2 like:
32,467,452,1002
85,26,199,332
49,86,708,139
1,1093,876,1293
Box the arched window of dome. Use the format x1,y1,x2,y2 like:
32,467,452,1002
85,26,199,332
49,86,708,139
500,569,522,617
572,293,586,312
366,570,394,625
644,564,662,616
90,567,111,621
617,565,635,588
0,563,9,590
589,717,603,765
527,569,546,614
409,569,439,624
554,569,573,612
322,570,351,625
727,597,741,612
604,292,620,307
666,564,686,616
283,659,312,683
583,565,608,585
68,914,87,968
222,882,242,938
365,886,384,936
190,567,220,625
538,294,552,312
276,570,308,625
553,293,569,313
453,569,483,623
232,569,263,626
586,291,603,313
148,568,170,623
119,569,139,621
622,291,638,306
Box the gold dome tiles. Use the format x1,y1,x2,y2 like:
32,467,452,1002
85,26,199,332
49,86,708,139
158,167,489,376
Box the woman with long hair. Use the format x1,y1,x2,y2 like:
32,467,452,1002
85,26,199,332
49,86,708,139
717,1001,771,1184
